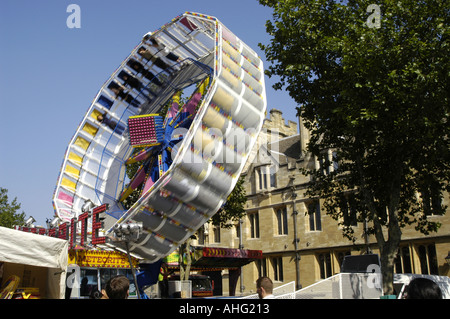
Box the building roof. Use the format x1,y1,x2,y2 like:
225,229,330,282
268,134,302,165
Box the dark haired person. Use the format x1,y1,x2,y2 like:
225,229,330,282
138,47,170,70
101,275,130,299
404,277,442,299
126,59,163,86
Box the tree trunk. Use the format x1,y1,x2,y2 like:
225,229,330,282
179,243,186,280
367,203,402,295
378,219,402,296
184,238,192,280
379,245,397,295
179,238,192,281
359,161,403,296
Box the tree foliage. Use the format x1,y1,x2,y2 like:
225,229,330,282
259,0,449,294
0,187,26,228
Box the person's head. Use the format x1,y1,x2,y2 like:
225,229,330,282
102,275,130,299
118,71,129,81
90,290,103,299
138,47,147,55
97,114,104,122
256,276,273,299
404,277,442,299
127,59,140,71
107,81,122,95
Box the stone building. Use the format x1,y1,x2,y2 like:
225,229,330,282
192,108,450,296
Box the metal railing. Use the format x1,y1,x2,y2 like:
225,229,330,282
239,273,383,299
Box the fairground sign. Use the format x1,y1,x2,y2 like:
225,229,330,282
15,204,108,250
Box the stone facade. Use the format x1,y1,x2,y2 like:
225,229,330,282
192,109,450,296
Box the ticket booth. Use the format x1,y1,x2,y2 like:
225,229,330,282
66,249,140,299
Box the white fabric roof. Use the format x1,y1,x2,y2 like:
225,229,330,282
0,226,68,271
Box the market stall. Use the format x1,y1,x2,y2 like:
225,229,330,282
66,248,140,299
0,226,68,299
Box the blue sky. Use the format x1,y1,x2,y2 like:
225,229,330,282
0,0,299,226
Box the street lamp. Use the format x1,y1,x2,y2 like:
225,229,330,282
113,223,142,241
445,251,450,266
50,217,60,228
81,199,95,213
24,216,36,227
112,222,143,299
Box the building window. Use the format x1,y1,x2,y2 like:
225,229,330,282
339,194,358,227
315,149,339,175
395,246,412,274
213,226,221,243
256,165,276,191
420,186,443,216
197,227,205,245
318,154,331,176
307,200,322,231
272,257,284,282
270,168,277,188
417,244,439,275
248,212,260,238
317,252,332,279
276,207,288,235
257,258,268,278
257,166,267,190
317,149,339,176
332,151,339,172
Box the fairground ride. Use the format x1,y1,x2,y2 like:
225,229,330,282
53,12,267,263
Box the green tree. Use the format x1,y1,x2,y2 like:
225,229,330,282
259,0,449,294
0,187,26,228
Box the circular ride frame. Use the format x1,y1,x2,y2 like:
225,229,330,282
53,12,267,262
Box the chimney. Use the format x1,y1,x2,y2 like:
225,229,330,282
298,113,310,154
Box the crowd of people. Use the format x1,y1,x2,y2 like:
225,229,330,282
89,274,443,299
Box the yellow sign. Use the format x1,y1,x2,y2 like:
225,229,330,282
68,249,139,268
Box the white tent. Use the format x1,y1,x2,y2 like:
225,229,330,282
0,226,68,299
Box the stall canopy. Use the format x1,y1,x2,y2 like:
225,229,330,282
0,226,69,298
166,247,262,270
192,247,263,269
